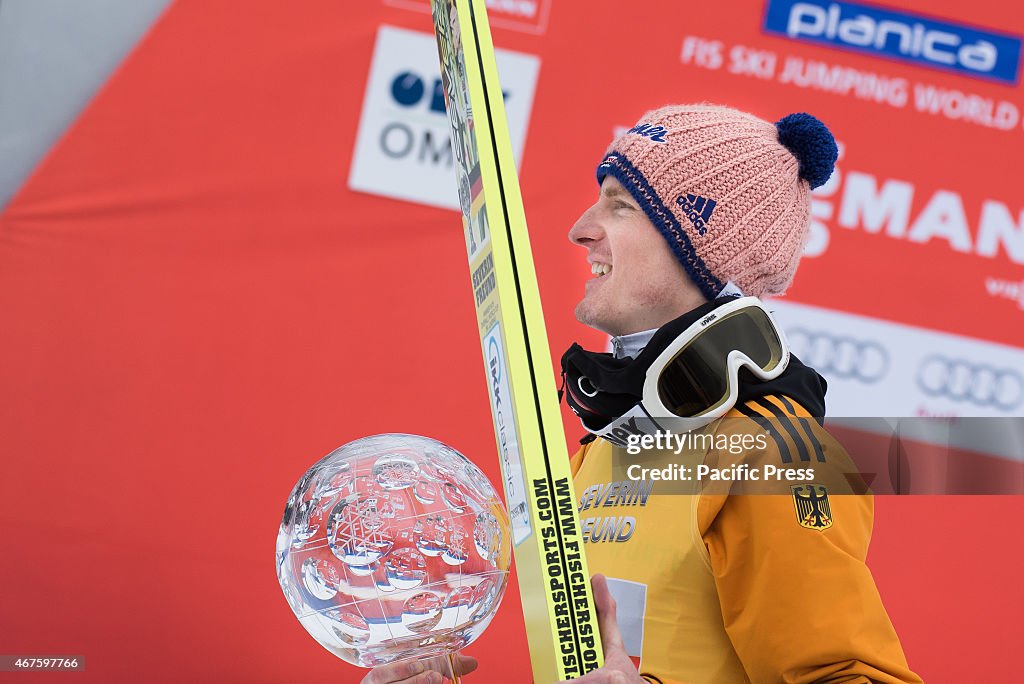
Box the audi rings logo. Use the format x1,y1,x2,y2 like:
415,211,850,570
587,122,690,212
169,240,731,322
916,356,1024,410
786,329,889,383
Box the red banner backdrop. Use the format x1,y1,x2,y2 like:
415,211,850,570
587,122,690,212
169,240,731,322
1,1,1021,681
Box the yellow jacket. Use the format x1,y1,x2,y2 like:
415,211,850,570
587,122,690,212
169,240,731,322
570,394,922,684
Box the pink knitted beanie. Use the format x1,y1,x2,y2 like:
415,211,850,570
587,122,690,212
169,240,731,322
595,104,838,299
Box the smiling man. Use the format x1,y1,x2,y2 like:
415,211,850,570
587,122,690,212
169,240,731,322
570,176,705,337
362,104,921,684
557,104,921,684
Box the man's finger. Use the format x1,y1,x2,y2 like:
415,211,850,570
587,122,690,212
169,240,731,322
414,653,479,678
360,654,479,684
360,659,437,684
590,574,626,653
360,658,422,684
557,669,630,684
404,673,442,684
449,654,479,676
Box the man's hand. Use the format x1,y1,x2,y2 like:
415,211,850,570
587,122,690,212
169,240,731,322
359,653,478,684
558,574,646,684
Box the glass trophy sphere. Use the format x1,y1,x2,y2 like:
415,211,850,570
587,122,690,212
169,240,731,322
276,434,512,668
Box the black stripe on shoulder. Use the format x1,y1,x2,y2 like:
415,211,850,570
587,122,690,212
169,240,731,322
753,399,811,463
736,402,792,464
777,395,826,463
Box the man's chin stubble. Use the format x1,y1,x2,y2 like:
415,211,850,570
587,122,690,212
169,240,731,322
574,301,616,335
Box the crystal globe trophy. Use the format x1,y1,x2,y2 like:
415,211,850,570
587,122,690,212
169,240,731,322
276,434,512,679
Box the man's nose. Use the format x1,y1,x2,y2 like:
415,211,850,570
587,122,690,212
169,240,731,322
568,206,603,245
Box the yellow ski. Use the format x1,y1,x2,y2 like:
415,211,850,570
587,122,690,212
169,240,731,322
429,1,604,680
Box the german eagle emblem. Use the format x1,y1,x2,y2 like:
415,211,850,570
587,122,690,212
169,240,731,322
791,484,833,531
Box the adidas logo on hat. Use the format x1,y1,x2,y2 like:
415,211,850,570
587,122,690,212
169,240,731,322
675,194,717,235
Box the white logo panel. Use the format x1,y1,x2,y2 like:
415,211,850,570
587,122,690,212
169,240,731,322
768,298,1024,418
349,25,540,210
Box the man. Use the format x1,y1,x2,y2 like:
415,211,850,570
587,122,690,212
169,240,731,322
364,104,921,683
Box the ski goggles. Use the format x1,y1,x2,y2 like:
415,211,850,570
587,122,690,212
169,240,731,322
561,297,790,444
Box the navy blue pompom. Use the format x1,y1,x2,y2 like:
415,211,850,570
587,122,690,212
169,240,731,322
775,113,837,190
